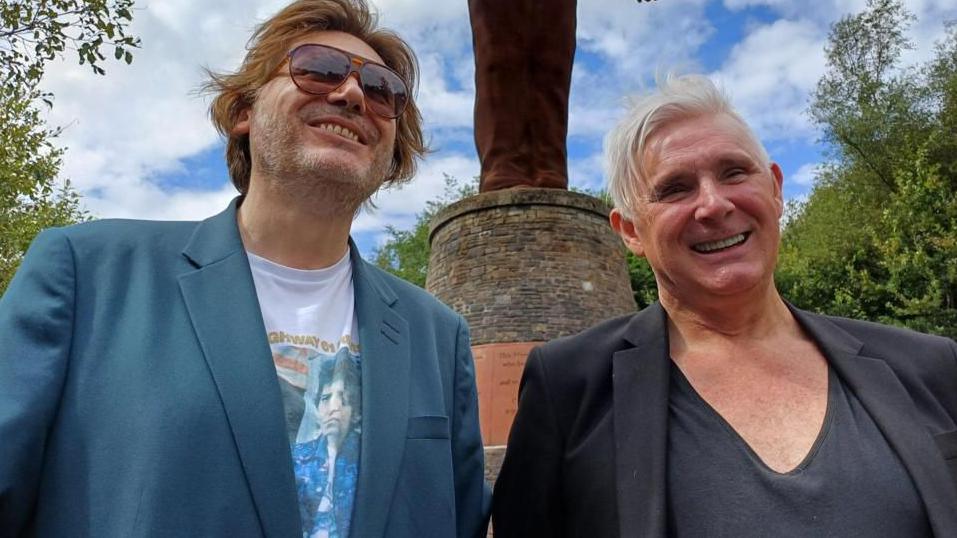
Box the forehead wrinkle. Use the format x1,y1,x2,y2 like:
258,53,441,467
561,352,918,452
649,129,763,181
643,139,702,190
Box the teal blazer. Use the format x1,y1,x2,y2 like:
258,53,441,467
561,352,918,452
0,200,489,537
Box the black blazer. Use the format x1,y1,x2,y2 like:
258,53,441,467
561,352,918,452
492,303,957,537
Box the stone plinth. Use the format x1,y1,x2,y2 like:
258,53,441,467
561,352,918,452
426,187,637,511
426,188,636,345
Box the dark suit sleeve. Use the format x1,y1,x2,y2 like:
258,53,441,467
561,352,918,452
492,346,564,537
0,229,75,535
451,316,491,538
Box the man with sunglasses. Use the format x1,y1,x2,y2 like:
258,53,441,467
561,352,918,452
0,1,489,537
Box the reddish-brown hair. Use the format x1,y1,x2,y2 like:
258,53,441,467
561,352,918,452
204,0,427,193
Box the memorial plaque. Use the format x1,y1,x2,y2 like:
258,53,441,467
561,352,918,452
472,342,542,446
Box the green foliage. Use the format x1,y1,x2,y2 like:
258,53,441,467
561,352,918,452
626,252,658,309
1,0,140,85
373,175,477,287
0,0,140,293
0,82,86,291
778,0,957,337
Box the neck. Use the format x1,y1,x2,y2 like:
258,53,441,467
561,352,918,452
660,281,796,350
238,179,355,269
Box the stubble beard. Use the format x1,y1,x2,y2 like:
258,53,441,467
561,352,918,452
251,107,392,217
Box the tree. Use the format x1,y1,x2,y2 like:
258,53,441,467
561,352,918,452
1,0,139,85
777,0,957,337
0,0,140,293
0,84,81,290
625,251,658,310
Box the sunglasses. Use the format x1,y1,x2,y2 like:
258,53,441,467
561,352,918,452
283,43,410,120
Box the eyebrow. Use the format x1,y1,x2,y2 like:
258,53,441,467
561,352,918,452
652,150,758,177
715,153,759,169
645,174,690,201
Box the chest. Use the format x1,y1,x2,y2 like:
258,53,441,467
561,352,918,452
674,346,829,473
666,366,931,537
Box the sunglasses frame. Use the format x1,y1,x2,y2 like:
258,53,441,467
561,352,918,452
282,43,410,120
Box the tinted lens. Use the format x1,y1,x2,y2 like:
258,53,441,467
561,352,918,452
288,44,410,119
359,63,409,119
289,45,351,93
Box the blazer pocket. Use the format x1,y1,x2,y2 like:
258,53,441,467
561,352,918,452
934,430,957,459
407,415,449,439
934,430,957,488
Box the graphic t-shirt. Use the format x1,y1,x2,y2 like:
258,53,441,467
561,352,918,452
248,250,361,538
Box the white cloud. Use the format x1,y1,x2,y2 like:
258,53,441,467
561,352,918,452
81,179,238,222
354,153,479,235
789,162,819,187
724,0,956,25
40,0,263,217
415,51,474,130
569,152,606,193
577,0,712,71
712,18,827,142
723,0,868,22
569,0,715,140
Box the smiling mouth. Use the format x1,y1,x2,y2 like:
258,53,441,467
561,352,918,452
312,122,360,143
693,232,749,253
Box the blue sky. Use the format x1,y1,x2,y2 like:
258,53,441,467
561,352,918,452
41,0,957,258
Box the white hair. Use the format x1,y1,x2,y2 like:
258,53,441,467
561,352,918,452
604,74,770,220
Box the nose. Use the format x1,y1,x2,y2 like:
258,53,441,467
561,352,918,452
326,72,366,114
694,180,735,221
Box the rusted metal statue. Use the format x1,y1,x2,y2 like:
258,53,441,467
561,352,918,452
468,0,577,191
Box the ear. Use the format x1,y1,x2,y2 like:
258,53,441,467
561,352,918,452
610,208,645,258
232,107,251,136
770,162,784,218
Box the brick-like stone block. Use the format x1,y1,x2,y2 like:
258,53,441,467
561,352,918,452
427,188,636,345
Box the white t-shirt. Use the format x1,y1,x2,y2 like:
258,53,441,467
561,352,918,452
247,249,361,538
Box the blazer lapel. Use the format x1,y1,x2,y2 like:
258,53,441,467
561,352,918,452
349,247,411,538
178,199,300,538
613,304,670,538
794,309,957,536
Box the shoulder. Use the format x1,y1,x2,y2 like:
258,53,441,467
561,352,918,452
812,311,955,364
798,310,957,406
21,219,199,276
536,304,660,367
523,305,662,396
43,218,197,257
540,311,643,353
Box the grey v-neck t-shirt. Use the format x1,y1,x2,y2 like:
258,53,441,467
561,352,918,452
666,366,931,537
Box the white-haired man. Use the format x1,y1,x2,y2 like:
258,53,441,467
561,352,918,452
492,74,957,537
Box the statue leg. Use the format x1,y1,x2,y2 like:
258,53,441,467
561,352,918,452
469,0,577,191
529,0,576,190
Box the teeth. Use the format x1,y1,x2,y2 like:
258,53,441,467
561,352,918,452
316,123,359,142
693,233,746,253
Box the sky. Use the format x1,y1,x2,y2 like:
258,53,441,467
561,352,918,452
40,0,957,258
